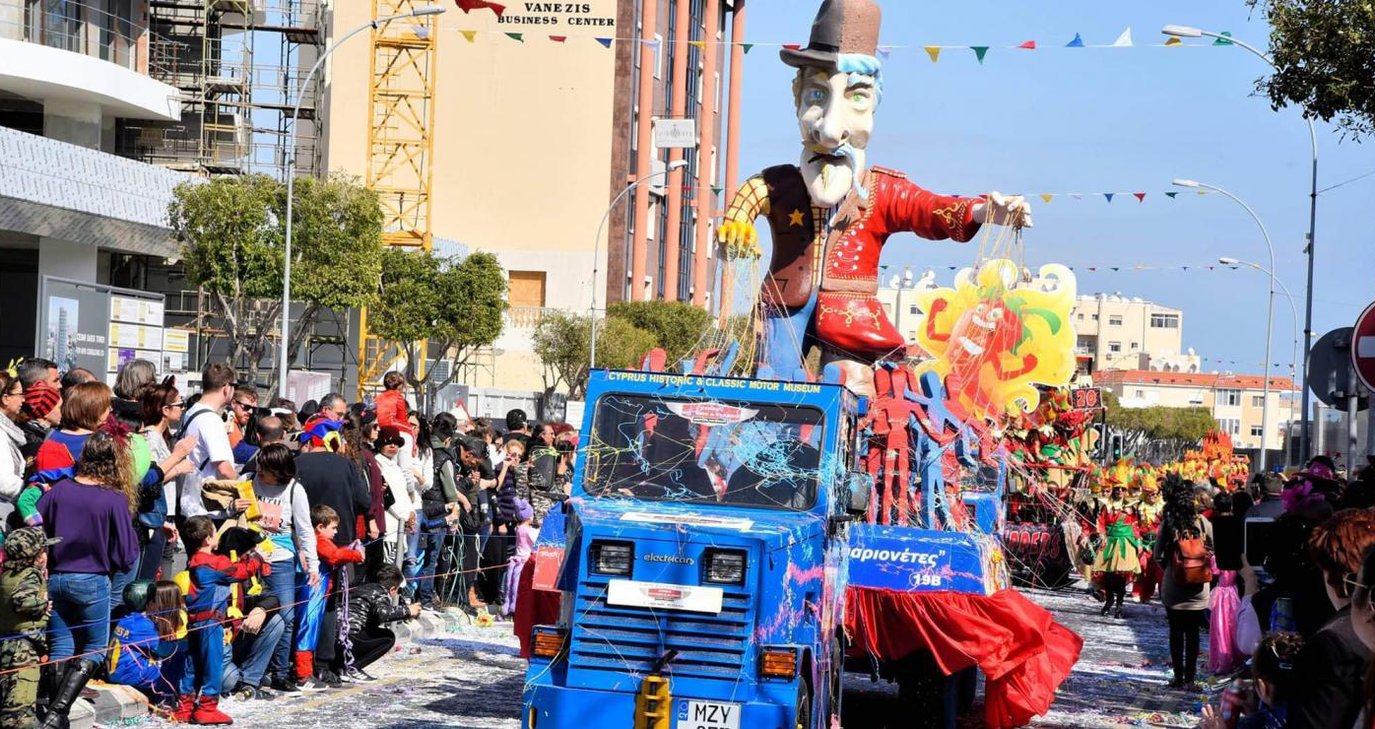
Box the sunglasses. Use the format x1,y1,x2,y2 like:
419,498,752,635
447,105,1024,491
166,401,185,409
232,401,254,409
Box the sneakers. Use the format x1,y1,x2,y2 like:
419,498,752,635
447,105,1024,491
230,683,275,701
343,666,378,684
268,678,301,695
316,670,343,689
295,677,330,692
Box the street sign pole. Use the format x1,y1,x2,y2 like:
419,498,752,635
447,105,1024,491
1349,301,1375,466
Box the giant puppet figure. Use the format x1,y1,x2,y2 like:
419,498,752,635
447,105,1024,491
719,0,1031,396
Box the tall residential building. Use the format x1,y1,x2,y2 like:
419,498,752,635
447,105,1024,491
323,0,742,392
1096,370,1299,454
1072,293,1201,375
0,0,188,363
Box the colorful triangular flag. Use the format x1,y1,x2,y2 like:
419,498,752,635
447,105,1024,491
1066,33,1085,48
1214,32,1234,46
711,186,723,196
549,35,566,43
925,46,942,63
1103,193,1115,203
1039,194,1054,204
783,43,802,51
460,30,477,43
505,32,523,42
877,46,892,60
456,0,505,17
689,40,706,50
1133,192,1146,202
1110,267,1121,272
742,43,754,54
1070,193,1083,200
1164,36,1183,47
1112,27,1133,47
1018,40,1037,50
595,37,612,48
971,46,989,64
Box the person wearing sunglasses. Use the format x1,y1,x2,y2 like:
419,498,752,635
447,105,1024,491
1286,509,1375,729
0,372,25,506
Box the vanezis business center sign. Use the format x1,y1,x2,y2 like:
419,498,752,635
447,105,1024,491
497,3,616,26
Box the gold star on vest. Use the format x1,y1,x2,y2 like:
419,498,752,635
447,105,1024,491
788,209,806,227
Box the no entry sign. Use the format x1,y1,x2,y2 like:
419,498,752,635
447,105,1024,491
1353,302,1375,392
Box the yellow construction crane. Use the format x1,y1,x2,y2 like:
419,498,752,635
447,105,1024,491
358,0,440,399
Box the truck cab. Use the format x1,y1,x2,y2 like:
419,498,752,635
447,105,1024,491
523,370,867,729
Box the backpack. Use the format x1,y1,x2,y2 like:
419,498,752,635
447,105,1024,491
1171,526,1213,585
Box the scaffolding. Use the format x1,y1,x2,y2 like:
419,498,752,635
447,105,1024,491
357,0,440,398
124,0,322,178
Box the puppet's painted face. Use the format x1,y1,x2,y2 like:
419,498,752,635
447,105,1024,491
796,66,875,207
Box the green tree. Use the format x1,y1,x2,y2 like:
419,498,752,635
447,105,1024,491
370,249,507,410
1104,391,1215,462
606,300,712,362
168,173,384,390
1251,0,1375,137
532,312,655,399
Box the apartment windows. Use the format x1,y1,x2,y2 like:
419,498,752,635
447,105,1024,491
1108,341,1122,353
1217,418,1241,436
1135,389,1145,398
1252,395,1266,408
1219,389,1241,407
1109,315,1123,326
1251,425,1264,438
1151,314,1180,329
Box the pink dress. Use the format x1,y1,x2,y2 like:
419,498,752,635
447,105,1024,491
1209,570,1242,674
503,524,539,616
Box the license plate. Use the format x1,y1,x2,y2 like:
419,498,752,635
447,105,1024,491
675,699,741,729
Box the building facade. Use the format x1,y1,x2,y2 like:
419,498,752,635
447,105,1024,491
1072,293,1201,375
323,0,741,393
0,0,190,364
1096,370,1298,453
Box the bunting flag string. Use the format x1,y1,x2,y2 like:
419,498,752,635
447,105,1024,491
914,262,1292,277
435,24,1231,59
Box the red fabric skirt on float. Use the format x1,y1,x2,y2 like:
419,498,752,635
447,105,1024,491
845,587,1082,729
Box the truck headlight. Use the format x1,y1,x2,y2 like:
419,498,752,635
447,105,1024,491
703,549,746,585
591,540,634,576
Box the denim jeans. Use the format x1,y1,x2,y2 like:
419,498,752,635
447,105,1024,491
221,613,286,691
414,529,445,602
48,572,112,661
262,564,298,683
110,561,140,621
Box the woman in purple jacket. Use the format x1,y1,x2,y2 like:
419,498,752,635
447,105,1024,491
38,430,139,662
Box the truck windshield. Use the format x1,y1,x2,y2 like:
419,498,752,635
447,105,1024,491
583,394,825,511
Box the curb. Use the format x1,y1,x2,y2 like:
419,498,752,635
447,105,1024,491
79,608,477,726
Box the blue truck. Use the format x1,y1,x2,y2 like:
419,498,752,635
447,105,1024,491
522,368,1004,729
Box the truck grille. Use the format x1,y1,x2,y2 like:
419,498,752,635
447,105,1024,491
568,578,752,682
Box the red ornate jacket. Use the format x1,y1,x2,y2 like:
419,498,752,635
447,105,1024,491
725,166,982,359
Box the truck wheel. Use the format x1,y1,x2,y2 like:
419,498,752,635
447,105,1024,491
827,638,843,720
795,681,812,729
893,653,951,729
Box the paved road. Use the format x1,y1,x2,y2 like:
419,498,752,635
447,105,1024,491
134,588,1212,728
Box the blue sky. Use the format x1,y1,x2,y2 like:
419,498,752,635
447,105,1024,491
732,0,1375,378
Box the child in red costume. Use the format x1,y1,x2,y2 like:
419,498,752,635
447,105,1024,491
294,505,364,688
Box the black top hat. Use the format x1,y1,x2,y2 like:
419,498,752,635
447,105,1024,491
781,0,883,68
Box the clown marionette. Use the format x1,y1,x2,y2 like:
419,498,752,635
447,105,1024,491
718,0,1031,397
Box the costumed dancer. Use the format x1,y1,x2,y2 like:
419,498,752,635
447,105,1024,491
1134,472,1165,603
1093,481,1141,618
715,0,1031,397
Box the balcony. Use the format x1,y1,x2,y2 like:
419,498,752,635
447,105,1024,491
505,306,557,329
0,1,180,121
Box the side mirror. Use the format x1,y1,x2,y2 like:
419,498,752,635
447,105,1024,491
846,473,873,517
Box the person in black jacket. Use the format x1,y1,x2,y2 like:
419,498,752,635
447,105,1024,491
1286,509,1375,729
417,416,467,612
343,565,420,680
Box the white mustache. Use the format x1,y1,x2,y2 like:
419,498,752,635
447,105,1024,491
807,143,867,201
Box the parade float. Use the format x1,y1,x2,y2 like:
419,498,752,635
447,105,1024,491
518,2,1082,727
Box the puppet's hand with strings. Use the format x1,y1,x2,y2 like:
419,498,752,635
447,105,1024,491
972,192,1033,230
717,219,761,260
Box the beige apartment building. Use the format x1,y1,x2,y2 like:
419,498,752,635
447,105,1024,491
1096,370,1298,453
323,0,739,393
1072,293,1201,375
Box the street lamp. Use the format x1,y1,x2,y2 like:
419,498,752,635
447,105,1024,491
1221,255,1301,466
589,159,689,369
1163,23,1320,462
1175,178,1277,470
278,5,447,398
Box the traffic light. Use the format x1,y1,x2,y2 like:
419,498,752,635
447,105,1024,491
1089,423,1105,458
1109,433,1125,462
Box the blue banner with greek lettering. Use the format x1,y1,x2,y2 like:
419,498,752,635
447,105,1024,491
846,523,991,595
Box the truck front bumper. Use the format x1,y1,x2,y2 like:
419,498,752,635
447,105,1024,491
523,683,794,729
